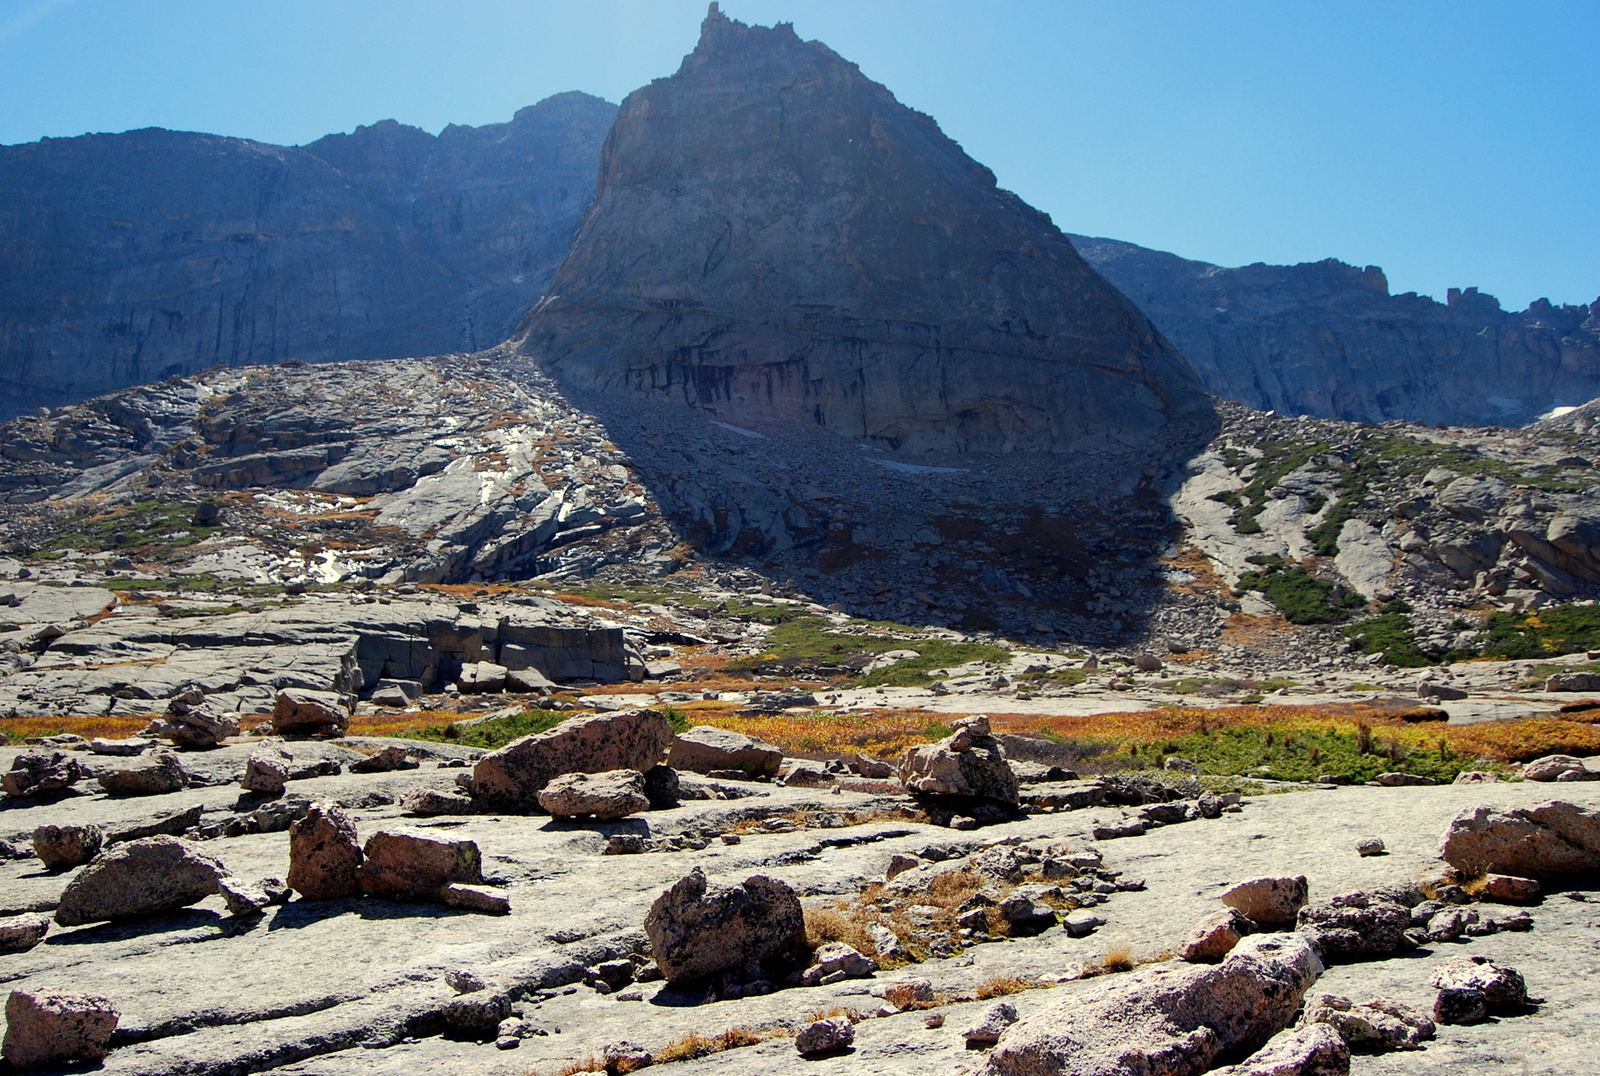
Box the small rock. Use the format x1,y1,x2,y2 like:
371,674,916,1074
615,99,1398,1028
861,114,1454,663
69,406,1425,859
1369,772,1435,786
0,913,50,953
1432,987,1487,1025
925,1012,946,1029
2,990,119,1070
603,1039,654,1072
801,942,878,985
97,748,188,796
216,876,271,917
1221,875,1308,927
1062,911,1105,937
240,748,291,795
537,768,651,819
441,883,511,914
399,787,476,815
1179,908,1251,962
2,750,84,798
964,1001,1019,1046
1452,770,1499,784
1355,837,1385,857
1430,955,1527,1012
359,830,482,902
33,823,102,871
272,688,350,736
885,852,921,880
796,1016,854,1056
350,745,417,773
1479,874,1540,904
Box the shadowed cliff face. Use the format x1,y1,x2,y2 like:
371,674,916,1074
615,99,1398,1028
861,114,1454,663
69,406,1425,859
0,92,615,421
517,7,1211,454
1073,234,1600,427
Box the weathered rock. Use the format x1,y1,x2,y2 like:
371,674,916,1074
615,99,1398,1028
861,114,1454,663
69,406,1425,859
1453,770,1500,784
800,942,878,986
240,748,292,794
602,1039,654,1071
441,883,511,915
1179,908,1251,963
1354,838,1385,857
399,787,476,815
217,876,272,917
458,661,508,694
286,802,364,900
1520,754,1594,781
1221,876,1308,927
966,1001,1020,1046
1300,993,1434,1051
1546,672,1600,692
670,726,783,777
473,709,674,810
359,830,482,902
368,679,422,708
441,988,513,1034
1061,910,1106,937
156,699,239,749
642,764,680,809
33,822,102,871
643,867,805,985
104,803,204,844
537,769,651,819
1212,1023,1349,1076
1295,891,1414,961
350,745,417,773
54,835,224,925
273,688,350,735
1430,956,1527,1012
900,716,1019,806
1438,800,1600,879
1433,988,1487,1025
1369,772,1434,787
2,990,118,1070
1478,873,1540,903
979,934,1323,1075
795,1016,855,1056
2,750,83,797
0,913,50,953
97,747,189,796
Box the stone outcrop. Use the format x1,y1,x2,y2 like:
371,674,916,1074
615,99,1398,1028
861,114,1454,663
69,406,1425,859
287,803,364,900
2,990,119,1071
899,715,1019,806
1073,234,1600,427
670,726,783,777
643,867,806,985
473,709,674,810
979,934,1323,1075
32,823,103,871
517,7,1209,454
358,831,483,902
1438,800,1600,879
1300,993,1434,1052
0,93,615,420
1295,890,1415,961
1212,1023,1349,1076
54,835,225,925
536,769,651,819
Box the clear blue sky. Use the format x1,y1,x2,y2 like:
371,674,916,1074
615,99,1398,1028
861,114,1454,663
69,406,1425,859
3,0,1596,311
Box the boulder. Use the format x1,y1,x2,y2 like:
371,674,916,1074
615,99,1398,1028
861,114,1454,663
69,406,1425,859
33,823,103,871
537,769,651,819
1520,754,1593,781
978,934,1323,1075
359,830,482,901
795,1016,854,1056
800,942,878,986
1438,800,1600,879
156,697,238,749
97,748,189,796
458,661,508,693
400,787,476,815
1212,1024,1349,1076
104,803,204,844
644,867,806,985
2,750,84,798
1179,908,1251,963
642,764,680,808
350,745,418,773
240,748,291,794
1300,992,1434,1051
966,1001,1021,1046
287,803,364,900
1221,876,1308,927
1479,874,1540,903
1295,891,1414,961
899,715,1019,806
670,726,783,777
1546,671,1600,692
1355,838,1385,857
54,835,224,925
368,678,422,707
1453,770,1499,784
272,688,350,735
473,708,674,810
0,913,50,953
2,990,118,1070
1430,956,1526,1013
1433,988,1486,1025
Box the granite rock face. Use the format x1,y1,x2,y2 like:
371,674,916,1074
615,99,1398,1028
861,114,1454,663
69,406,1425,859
1073,234,1600,426
518,7,1210,454
0,93,614,420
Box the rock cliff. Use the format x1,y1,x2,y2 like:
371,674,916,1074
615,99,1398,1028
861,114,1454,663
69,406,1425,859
1072,234,1600,426
0,93,614,421
516,6,1210,454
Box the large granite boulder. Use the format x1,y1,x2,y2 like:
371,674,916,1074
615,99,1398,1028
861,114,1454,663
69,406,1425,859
670,726,783,777
2,750,84,798
1221,876,1309,928
287,803,364,900
1295,890,1415,962
979,934,1323,1075
272,689,350,735
473,709,674,810
516,7,1209,454
537,769,651,819
644,867,806,985
33,823,103,871
358,831,482,902
899,716,1019,806
1438,800,1600,879
97,748,189,796
2,990,119,1070
54,836,225,925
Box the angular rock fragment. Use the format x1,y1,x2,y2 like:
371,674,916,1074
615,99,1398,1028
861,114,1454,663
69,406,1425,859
1433,987,1486,1025
966,1001,1019,1046
979,934,1323,1075
473,708,674,811
287,802,364,900
400,787,476,815
1438,800,1600,879
800,942,878,986
1479,874,1540,903
644,867,805,985
796,1016,854,1056
1430,956,1527,1013
1212,1023,1349,1076
104,804,204,844
156,691,238,749
33,823,102,871
1300,993,1434,1051
1354,837,1385,857
240,747,291,794
2,990,118,1070
350,745,418,773
1221,876,1308,927
97,747,189,796
1296,890,1415,961
1520,754,1593,781
3,750,84,798
1180,908,1251,963
358,830,482,901
272,688,350,735
642,764,680,808
0,913,50,953
537,769,651,819
670,726,783,777
54,835,224,925
441,883,511,915
900,716,1019,806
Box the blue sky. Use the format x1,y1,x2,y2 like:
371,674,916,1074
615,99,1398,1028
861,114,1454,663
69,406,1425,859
2,0,1595,311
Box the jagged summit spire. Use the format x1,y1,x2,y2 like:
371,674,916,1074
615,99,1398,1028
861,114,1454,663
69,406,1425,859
688,1,801,68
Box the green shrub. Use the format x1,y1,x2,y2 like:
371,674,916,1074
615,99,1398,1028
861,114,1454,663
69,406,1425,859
1238,557,1364,624
1480,605,1600,659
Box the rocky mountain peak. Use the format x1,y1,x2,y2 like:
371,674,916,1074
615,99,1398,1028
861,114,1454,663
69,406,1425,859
517,12,1209,453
